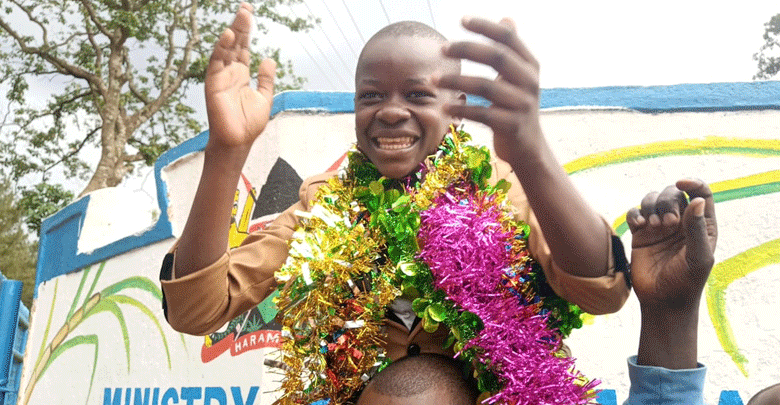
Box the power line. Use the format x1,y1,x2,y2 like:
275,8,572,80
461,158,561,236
378,0,391,25
319,0,359,59
301,0,355,76
426,0,437,30
291,35,340,90
288,5,351,89
340,0,366,45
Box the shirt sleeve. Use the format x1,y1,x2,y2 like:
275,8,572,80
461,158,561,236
623,355,707,405
159,172,334,335
494,159,631,315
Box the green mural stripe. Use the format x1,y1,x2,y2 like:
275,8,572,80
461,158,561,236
564,137,780,175
706,238,780,377
712,182,780,203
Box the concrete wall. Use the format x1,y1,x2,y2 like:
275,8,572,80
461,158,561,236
19,83,780,405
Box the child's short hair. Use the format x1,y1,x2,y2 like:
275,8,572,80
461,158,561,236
357,21,461,76
359,353,479,405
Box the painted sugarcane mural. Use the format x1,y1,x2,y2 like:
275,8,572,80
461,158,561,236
22,262,180,405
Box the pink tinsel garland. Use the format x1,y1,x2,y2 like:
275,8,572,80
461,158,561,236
417,189,598,405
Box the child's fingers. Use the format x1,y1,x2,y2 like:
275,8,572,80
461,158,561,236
639,191,661,227
256,58,276,99
442,41,538,91
498,17,516,30
209,28,236,70
654,185,688,227
460,16,538,67
436,74,530,110
681,197,715,274
626,207,647,234
231,4,253,66
676,178,715,222
443,104,519,135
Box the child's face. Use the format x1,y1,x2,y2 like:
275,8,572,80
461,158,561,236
354,35,460,179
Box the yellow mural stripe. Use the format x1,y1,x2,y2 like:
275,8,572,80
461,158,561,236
706,239,780,377
564,137,780,175
610,169,780,233
566,137,780,375
708,169,780,193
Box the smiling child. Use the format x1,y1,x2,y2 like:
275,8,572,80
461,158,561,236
160,3,631,404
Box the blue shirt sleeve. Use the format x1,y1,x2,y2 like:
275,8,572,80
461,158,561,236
623,355,707,405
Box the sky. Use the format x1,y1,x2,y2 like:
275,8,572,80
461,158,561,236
264,0,779,91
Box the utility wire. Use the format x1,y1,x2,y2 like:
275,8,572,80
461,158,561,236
319,0,359,59
301,0,355,76
288,5,350,89
291,34,340,90
426,0,437,30
378,0,391,25
340,0,366,45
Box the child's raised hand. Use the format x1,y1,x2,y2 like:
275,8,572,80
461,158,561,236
436,17,543,164
205,3,276,149
627,179,718,310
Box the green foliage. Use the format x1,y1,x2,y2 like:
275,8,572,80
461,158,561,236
754,13,780,79
18,182,74,235
0,0,314,196
0,177,38,308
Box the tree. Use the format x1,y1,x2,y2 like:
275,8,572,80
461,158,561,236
0,0,313,198
17,182,74,235
754,13,780,79
0,176,38,308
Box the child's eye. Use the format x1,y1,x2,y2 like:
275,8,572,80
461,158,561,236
406,91,434,102
358,91,383,101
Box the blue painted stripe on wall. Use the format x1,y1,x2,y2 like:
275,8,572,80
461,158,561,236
34,82,780,287
266,82,780,114
539,82,780,112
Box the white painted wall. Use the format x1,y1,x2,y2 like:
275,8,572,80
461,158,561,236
20,103,780,405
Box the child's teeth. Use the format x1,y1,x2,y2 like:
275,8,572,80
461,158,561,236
376,137,414,150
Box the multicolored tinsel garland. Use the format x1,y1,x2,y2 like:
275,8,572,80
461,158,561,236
273,126,596,405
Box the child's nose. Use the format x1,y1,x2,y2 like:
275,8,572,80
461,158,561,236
376,104,411,125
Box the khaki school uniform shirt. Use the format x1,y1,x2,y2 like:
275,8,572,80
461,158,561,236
160,159,630,360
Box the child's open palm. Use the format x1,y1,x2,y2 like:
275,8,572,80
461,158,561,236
205,3,276,149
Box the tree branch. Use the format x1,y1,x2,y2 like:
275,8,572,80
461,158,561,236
122,153,144,163
128,0,200,131
85,19,105,80
160,6,181,90
75,0,114,40
0,16,100,85
8,0,49,45
133,0,153,11
41,126,100,175
126,58,151,105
